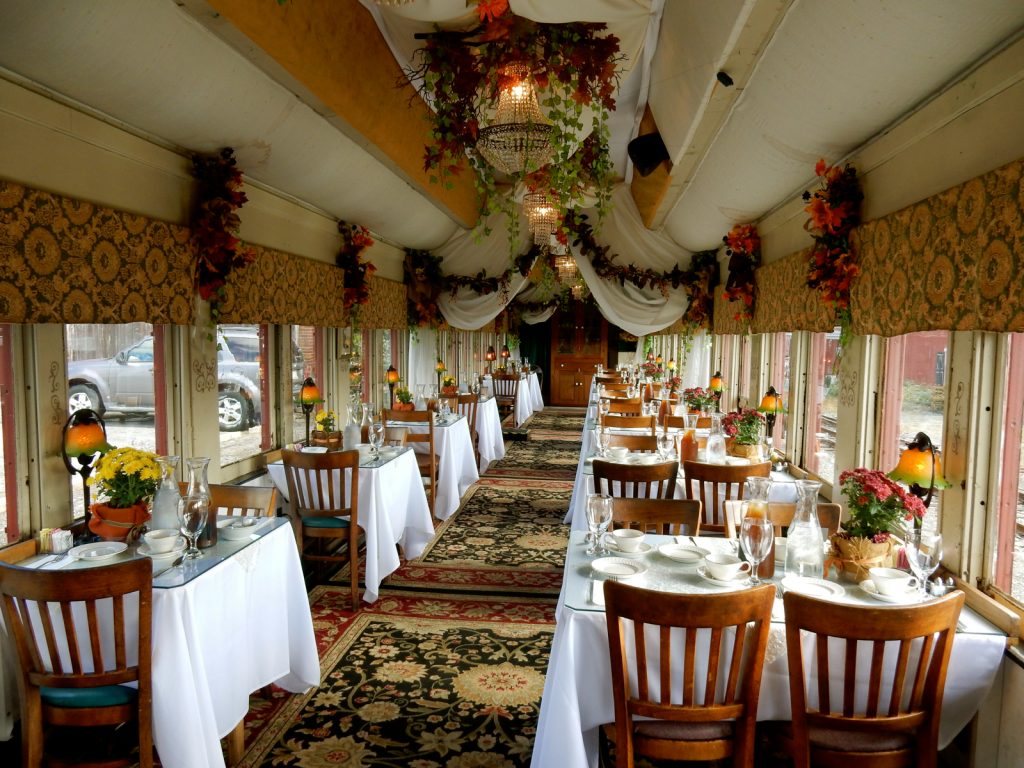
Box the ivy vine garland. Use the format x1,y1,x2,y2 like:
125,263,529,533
722,223,760,325
190,148,254,325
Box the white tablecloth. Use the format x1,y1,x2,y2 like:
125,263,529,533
389,415,480,520
532,532,1006,768
476,396,505,473
267,449,435,602
483,374,535,427
528,371,544,413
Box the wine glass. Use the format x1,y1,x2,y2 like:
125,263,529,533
657,432,674,460
585,493,613,556
177,493,208,560
593,426,607,459
740,516,773,585
905,529,942,597
370,421,385,460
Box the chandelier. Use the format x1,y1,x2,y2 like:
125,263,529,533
571,281,588,300
476,64,554,176
523,192,559,246
554,253,577,283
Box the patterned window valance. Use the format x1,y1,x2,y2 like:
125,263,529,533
358,275,407,330
0,181,194,324
712,286,747,336
752,251,835,334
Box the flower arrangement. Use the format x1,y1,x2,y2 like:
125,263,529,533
640,361,662,380
722,223,760,324
837,468,926,542
336,220,376,317
803,159,863,341
442,375,457,388
722,409,765,445
87,447,161,509
667,375,682,392
682,387,717,413
314,409,337,433
395,386,414,405
191,148,255,328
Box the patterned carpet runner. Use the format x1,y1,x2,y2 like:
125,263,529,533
236,409,583,766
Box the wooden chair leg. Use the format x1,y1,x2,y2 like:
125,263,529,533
350,530,360,609
226,719,245,765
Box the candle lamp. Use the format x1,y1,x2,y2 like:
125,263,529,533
435,359,446,392
888,432,951,518
299,377,322,445
485,345,497,374
709,371,724,412
61,408,112,538
757,386,785,448
386,364,400,408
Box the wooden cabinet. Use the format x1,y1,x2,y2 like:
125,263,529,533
550,304,607,406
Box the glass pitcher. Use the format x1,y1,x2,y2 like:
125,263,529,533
186,457,215,549
343,402,362,449
150,455,181,531
786,479,825,579
706,413,727,463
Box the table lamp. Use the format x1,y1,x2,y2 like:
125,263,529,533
299,377,322,445
435,359,446,392
61,408,112,536
485,345,496,374
888,431,951,514
709,371,724,412
757,386,784,448
386,364,399,408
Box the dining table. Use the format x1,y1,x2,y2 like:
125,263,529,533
483,371,541,426
1,518,319,768
531,530,1006,767
267,446,435,601
475,394,506,473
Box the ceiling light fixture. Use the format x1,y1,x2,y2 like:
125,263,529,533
523,191,560,246
476,63,554,176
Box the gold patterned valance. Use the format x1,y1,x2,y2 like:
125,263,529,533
0,180,194,324
712,286,747,335
851,158,1024,336
753,251,835,333
218,244,346,326
357,275,407,330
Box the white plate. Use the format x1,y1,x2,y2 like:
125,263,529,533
68,542,128,561
782,576,846,599
659,544,709,565
137,538,186,559
696,565,749,588
602,541,654,557
858,579,922,604
220,518,261,540
592,557,648,579
628,454,660,465
302,446,328,454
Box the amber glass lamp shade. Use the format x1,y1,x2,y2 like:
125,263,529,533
63,410,111,459
666,359,676,372
646,351,655,362
435,359,446,373
888,432,951,509
485,346,497,362
709,372,724,392
386,365,400,384
758,387,784,415
299,377,322,406
655,354,663,365
500,345,510,360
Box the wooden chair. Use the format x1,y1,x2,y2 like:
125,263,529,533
783,590,965,768
723,501,843,540
608,398,643,416
680,460,771,536
595,375,621,385
610,498,702,536
178,482,278,518
604,433,658,453
593,459,678,499
281,448,361,606
0,558,153,767
492,373,520,422
448,393,479,463
601,383,630,394
603,581,775,768
382,408,437,516
600,414,656,434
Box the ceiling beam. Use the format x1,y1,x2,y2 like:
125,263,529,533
188,0,480,228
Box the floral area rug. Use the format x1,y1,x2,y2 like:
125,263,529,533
483,440,580,480
237,588,555,768
520,409,586,438
379,477,571,596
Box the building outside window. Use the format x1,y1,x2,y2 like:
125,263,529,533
292,325,323,444
803,328,841,487
218,324,270,467
995,333,1024,605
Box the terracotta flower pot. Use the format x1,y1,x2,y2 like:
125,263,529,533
89,501,150,541
441,385,458,396
394,402,415,411
829,535,894,582
311,430,343,449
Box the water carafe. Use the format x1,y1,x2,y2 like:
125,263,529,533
343,402,362,450
785,479,825,579
187,457,216,549
706,413,727,463
150,455,181,530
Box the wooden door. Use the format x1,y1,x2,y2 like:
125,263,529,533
550,304,607,406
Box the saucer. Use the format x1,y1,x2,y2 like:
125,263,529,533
696,565,749,588
68,542,127,561
592,557,648,579
781,576,845,599
137,538,186,559
603,540,653,557
859,579,922,604
629,454,660,465
658,544,708,566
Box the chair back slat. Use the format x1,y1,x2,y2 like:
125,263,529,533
281,449,358,522
593,460,678,500
681,461,770,534
610,498,701,536
703,626,722,707
178,483,278,518
681,625,696,706
600,414,656,433
608,399,643,416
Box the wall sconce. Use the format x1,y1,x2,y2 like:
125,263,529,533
757,386,784,447
386,364,400,408
61,409,111,536
888,432,951,515
298,377,322,445
709,371,724,412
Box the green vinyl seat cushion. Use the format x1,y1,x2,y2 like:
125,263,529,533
301,516,351,529
41,684,136,708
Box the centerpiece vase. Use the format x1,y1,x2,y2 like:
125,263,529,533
186,457,216,549
150,455,182,531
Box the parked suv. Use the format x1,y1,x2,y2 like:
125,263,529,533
67,326,303,431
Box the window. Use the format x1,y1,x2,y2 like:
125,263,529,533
1,324,16,544
995,333,1024,604
292,326,322,444
803,328,841,486
218,324,270,467
66,322,160,518
769,332,792,454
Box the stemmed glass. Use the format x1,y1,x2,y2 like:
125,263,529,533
177,493,208,560
657,432,674,460
905,528,943,597
369,421,385,460
739,515,773,585
593,426,607,459
585,493,613,556
598,398,610,420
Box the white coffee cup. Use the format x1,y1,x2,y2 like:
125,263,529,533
143,528,181,554
607,446,629,460
869,567,919,596
704,552,751,581
606,528,646,553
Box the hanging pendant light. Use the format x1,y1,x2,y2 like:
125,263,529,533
476,63,554,176
523,191,560,246
554,253,577,283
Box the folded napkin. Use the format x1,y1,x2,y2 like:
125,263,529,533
25,554,75,570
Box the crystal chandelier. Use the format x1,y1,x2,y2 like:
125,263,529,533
571,281,588,300
476,64,554,176
554,253,577,283
523,192,559,246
